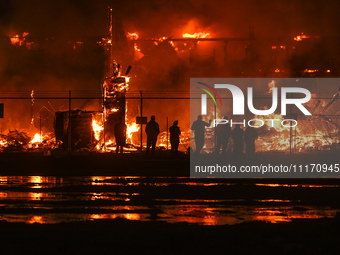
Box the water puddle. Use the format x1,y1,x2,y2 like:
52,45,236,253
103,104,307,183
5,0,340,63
0,176,339,225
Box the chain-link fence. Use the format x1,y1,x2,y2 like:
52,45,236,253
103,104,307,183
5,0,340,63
0,90,191,152
0,87,339,154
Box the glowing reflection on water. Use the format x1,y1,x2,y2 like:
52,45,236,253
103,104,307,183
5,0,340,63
28,215,45,224
0,176,339,225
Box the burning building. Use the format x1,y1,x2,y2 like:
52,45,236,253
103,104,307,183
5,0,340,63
1,2,340,155
55,110,95,150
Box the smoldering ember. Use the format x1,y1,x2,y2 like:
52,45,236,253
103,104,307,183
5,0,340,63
0,0,339,254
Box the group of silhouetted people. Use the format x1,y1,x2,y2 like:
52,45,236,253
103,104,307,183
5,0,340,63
114,114,258,156
191,115,258,156
145,115,181,156
113,115,181,156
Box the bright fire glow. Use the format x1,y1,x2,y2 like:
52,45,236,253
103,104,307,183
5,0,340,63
10,32,29,46
304,69,318,73
182,32,211,38
28,133,55,147
134,44,141,52
127,32,139,40
126,122,139,144
30,133,41,143
268,80,275,93
294,33,309,41
92,119,104,141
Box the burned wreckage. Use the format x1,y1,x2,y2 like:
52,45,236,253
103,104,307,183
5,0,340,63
54,63,131,150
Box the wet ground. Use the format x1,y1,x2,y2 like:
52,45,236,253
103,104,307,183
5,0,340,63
1,175,340,225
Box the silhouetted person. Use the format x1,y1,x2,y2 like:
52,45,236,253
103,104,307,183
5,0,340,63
244,126,258,156
215,116,231,154
114,116,126,153
169,120,181,157
191,115,211,154
145,115,160,153
231,124,244,156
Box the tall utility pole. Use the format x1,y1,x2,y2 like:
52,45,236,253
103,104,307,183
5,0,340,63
140,91,143,154
68,90,71,151
108,6,130,70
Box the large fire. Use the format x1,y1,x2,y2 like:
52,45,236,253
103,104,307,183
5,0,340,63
92,118,104,141
90,116,140,152
195,80,340,154
126,31,213,55
1,27,339,155
127,32,144,59
126,122,139,144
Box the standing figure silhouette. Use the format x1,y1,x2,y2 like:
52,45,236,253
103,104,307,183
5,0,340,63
231,124,244,156
145,115,160,153
191,115,211,154
215,116,231,155
169,120,181,157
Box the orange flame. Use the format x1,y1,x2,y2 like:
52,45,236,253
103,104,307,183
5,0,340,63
126,122,139,144
127,32,139,40
294,33,309,41
10,32,29,46
182,32,211,39
92,118,104,141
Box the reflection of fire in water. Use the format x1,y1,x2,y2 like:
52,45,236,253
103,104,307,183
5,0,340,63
30,176,43,184
252,207,337,223
29,192,43,200
28,216,45,224
90,213,141,221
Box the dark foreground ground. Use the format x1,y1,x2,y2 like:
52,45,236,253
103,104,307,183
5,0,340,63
0,150,190,176
0,150,338,176
0,216,339,255
0,150,339,254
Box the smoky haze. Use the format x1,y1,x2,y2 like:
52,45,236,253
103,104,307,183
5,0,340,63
0,0,339,134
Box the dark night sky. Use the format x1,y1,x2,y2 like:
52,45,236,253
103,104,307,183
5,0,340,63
1,0,340,38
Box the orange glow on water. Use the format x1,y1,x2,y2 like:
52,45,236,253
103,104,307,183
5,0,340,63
28,216,45,224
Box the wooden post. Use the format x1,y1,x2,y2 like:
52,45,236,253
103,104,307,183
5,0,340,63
140,91,143,154
68,90,71,151
40,116,42,143
167,117,169,150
